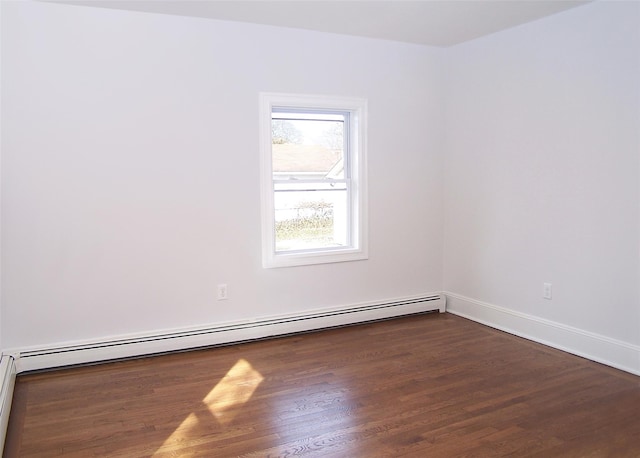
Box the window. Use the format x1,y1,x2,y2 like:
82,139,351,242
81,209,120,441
260,93,368,268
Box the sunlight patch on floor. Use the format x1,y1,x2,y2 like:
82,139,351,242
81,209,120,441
153,412,199,456
153,358,264,455
203,358,264,424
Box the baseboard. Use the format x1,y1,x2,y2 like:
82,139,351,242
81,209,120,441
0,355,17,453
444,292,640,376
11,294,445,373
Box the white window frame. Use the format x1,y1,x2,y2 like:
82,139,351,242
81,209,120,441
259,92,368,268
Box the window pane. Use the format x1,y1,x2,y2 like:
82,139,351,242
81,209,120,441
272,118,344,180
274,183,348,252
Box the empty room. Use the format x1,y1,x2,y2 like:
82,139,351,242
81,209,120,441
1,0,639,456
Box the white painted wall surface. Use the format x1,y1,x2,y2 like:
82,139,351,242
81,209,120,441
1,2,444,348
444,1,640,346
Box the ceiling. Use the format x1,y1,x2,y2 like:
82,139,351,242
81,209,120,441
52,0,591,47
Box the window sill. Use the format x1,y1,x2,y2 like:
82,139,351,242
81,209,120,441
262,248,368,268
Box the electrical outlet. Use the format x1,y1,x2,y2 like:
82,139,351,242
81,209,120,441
217,284,228,301
543,283,552,300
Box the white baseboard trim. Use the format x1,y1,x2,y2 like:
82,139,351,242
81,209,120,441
0,355,17,453
10,293,445,373
444,292,640,376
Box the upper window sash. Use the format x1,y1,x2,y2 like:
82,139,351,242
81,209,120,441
271,108,351,180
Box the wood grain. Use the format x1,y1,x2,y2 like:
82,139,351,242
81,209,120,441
4,313,640,457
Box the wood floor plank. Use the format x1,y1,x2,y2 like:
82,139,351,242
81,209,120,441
4,313,640,457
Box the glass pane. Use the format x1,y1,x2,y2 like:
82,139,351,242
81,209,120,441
274,183,348,252
272,118,344,180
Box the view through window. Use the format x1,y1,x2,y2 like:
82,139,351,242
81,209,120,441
272,110,349,252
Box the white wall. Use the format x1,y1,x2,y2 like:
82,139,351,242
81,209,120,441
444,0,640,358
2,0,638,374
1,2,445,348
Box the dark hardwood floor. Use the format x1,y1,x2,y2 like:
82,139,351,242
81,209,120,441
4,313,640,457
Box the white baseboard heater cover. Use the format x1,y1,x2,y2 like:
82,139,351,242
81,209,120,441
0,355,17,453
15,294,445,373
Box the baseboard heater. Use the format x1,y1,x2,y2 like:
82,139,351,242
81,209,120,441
0,355,17,453
15,294,445,373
